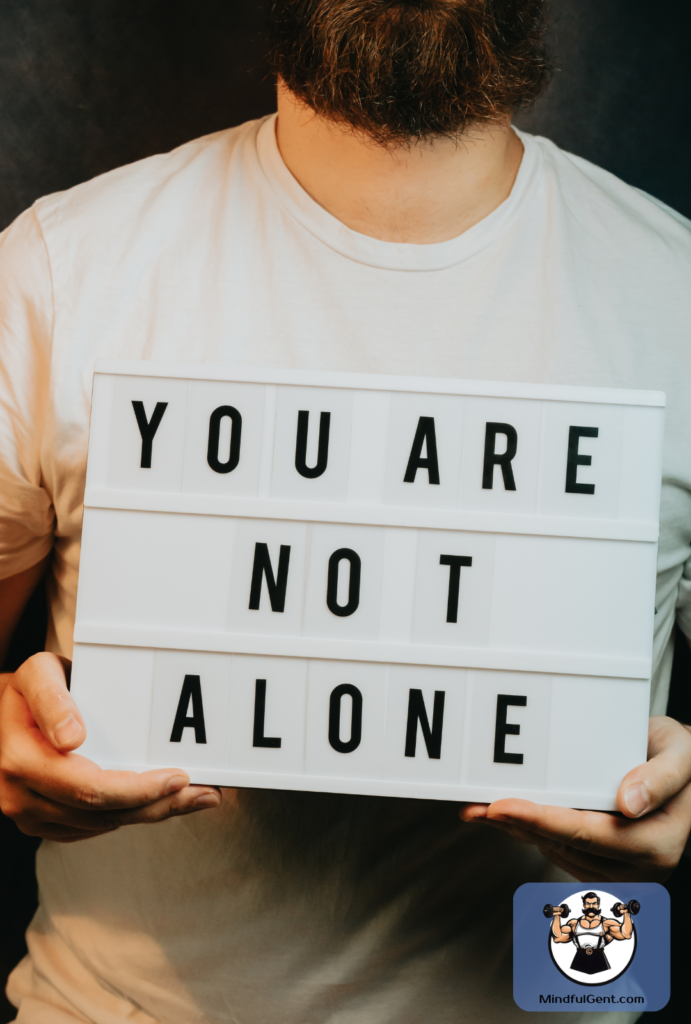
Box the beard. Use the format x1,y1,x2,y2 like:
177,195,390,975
266,0,551,145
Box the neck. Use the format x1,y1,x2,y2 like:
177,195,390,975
275,82,524,245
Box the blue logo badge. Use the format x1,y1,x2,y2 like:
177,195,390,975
513,882,670,1012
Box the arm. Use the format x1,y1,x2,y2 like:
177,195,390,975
551,915,574,943
460,715,691,883
604,914,633,941
0,215,223,839
0,564,223,842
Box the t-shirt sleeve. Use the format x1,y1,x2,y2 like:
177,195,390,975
0,206,55,579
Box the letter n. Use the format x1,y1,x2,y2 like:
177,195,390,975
404,689,445,759
248,543,291,612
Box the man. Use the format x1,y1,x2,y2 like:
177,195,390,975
1,1,690,1021
551,893,633,976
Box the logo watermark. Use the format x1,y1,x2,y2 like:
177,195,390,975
513,883,670,1012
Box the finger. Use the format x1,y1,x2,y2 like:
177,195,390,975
461,812,623,867
29,757,196,811
461,804,636,880
488,793,691,876
14,784,220,830
460,803,626,866
459,803,489,822
11,652,85,751
483,815,639,881
1,688,192,809
105,784,222,826
617,716,691,818
479,798,637,857
56,782,224,831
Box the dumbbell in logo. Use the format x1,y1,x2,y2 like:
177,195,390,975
543,902,571,921
611,900,640,918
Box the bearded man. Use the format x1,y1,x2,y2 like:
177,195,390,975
1,2,690,1022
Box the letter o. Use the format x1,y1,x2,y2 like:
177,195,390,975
207,405,242,474
328,684,363,753
326,548,361,617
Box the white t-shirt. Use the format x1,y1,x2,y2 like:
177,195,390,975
2,114,690,1024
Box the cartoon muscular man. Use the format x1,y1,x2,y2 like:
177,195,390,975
551,893,633,975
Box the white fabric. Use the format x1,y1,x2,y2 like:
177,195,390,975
2,113,690,1023
574,920,606,948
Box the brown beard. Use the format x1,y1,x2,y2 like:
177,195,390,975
266,0,551,145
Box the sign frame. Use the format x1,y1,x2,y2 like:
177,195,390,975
71,362,665,811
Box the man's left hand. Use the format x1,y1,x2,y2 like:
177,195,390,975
460,716,691,882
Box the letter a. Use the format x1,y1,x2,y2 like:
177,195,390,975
404,417,440,485
170,675,207,744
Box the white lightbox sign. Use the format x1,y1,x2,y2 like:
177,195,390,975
71,362,665,810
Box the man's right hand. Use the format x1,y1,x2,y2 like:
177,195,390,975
0,652,222,842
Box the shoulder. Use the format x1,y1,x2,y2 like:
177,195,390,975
524,131,691,274
31,117,266,263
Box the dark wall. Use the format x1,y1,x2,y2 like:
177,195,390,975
515,0,691,218
0,0,276,230
1,0,690,232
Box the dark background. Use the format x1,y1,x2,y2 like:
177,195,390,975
2,0,691,231
0,1,689,1020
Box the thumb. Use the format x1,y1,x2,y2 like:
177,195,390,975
12,652,86,752
617,716,691,818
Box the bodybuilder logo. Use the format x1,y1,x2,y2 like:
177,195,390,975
542,889,638,985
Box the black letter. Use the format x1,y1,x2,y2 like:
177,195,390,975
295,410,330,478
207,405,242,474
482,422,518,490
248,543,291,612
170,675,207,744
404,689,445,759
493,694,527,764
132,401,167,468
565,426,599,494
328,684,363,753
403,416,440,485
253,679,281,748
439,555,472,623
326,548,361,617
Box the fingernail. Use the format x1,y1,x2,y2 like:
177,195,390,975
54,716,82,746
193,792,220,809
624,782,650,817
165,774,189,795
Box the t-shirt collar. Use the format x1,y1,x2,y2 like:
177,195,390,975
255,112,540,272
